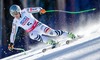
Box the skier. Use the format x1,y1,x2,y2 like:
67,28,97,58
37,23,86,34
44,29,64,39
8,5,76,51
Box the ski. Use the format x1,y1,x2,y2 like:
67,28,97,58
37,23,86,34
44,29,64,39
42,43,60,52
66,35,83,44
42,35,83,52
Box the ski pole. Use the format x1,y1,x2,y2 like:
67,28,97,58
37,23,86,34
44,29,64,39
46,8,96,14
13,48,25,52
13,48,26,55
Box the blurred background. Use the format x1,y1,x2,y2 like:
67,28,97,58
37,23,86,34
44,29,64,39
0,0,100,59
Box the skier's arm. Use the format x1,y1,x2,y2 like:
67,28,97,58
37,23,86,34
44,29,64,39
10,23,18,43
25,7,46,14
8,23,18,51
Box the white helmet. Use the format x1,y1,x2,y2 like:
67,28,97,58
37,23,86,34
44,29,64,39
9,5,21,17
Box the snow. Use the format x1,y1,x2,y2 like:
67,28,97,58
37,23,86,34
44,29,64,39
1,25,100,60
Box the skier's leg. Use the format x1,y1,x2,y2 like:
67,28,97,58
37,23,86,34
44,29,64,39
53,30,76,39
29,30,43,42
29,30,57,46
49,29,76,39
39,23,64,36
40,35,57,48
39,23,76,39
30,33,57,48
39,22,76,39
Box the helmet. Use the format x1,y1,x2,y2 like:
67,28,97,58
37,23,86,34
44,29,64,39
9,5,21,17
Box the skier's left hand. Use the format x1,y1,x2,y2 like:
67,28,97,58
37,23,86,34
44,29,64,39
8,43,14,51
40,9,46,14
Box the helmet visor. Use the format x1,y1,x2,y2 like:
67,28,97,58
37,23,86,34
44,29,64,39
11,11,19,16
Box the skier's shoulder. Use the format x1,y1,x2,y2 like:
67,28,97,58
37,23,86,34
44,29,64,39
20,9,25,15
21,8,28,14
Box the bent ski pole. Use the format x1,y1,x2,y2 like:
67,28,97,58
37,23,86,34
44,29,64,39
13,48,25,52
46,8,96,14
13,48,26,55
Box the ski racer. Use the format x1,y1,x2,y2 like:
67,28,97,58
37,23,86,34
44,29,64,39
8,5,76,50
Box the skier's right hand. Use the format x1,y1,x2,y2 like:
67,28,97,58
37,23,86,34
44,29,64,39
40,9,46,14
8,43,14,51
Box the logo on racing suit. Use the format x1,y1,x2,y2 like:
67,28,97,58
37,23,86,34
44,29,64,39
29,8,38,12
20,16,29,26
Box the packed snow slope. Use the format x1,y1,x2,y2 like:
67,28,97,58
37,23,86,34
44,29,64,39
1,24,100,60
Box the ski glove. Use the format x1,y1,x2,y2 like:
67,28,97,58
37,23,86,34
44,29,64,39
8,43,14,51
40,9,46,14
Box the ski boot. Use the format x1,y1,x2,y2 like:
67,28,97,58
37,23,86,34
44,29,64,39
68,32,76,39
42,40,58,52
46,39,58,49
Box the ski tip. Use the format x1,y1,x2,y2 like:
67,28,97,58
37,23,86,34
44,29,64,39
77,35,84,38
